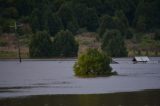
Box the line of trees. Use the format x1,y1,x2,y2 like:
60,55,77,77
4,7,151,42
29,30,78,58
1,0,160,34
101,30,128,57
0,0,160,57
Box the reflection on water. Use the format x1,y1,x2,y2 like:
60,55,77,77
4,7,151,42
0,90,160,106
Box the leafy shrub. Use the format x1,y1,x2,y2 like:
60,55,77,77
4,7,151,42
74,49,117,77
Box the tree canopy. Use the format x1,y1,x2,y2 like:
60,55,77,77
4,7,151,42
101,30,128,57
29,31,53,58
53,30,78,57
1,0,160,34
1,0,160,58
74,49,117,77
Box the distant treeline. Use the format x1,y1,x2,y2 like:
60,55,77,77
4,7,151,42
0,0,160,57
0,0,160,35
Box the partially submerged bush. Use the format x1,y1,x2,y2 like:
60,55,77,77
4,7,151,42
74,49,117,77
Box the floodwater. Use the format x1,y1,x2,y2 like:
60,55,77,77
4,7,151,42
0,57,160,106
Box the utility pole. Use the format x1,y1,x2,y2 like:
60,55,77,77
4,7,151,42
10,22,22,63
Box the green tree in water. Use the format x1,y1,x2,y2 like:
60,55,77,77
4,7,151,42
74,49,117,77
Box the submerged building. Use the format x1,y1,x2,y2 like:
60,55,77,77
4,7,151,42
132,56,150,63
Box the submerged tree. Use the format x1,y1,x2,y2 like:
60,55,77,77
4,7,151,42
74,49,117,77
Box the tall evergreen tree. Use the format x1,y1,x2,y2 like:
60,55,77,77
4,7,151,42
16,0,33,16
114,10,129,36
57,3,79,33
136,16,147,32
83,8,99,31
72,3,87,28
98,15,116,37
47,13,64,36
29,31,52,58
30,8,48,32
101,29,128,57
53,30,78,57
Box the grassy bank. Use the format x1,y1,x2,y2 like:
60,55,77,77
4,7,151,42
0,51,29,59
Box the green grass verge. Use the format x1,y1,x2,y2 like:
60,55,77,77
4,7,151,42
0,51,29,59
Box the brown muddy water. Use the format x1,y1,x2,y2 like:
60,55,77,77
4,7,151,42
0,57,160,106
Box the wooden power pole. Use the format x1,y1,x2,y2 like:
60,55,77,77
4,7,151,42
10,22,22,63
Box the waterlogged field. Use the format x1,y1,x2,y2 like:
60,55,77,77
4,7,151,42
0,57,160,106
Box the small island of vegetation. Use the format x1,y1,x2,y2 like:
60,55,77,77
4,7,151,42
74,49,117,77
